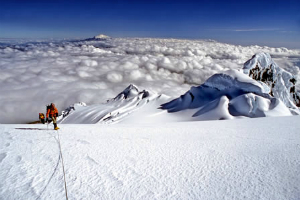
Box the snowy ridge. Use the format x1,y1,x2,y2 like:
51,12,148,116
203,69,267,93
160,69,293,120
58,85,161,124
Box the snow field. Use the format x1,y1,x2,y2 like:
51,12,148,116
1,116,300,199
0,127,66,199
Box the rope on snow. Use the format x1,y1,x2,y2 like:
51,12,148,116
56,129,69,200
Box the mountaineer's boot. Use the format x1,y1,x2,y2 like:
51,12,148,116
54,123,60,130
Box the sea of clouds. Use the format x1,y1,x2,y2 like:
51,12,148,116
0,37,299,123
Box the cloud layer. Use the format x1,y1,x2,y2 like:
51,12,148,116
0,38,299,123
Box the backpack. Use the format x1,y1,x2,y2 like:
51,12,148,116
39,113,45,119
46,104,51,112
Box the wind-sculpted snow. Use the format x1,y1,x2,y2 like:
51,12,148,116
161,69,293,120
58,84,164,124
0,37,300,123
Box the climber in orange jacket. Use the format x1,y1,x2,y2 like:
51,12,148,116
46,103,60,130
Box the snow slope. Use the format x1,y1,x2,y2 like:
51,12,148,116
1,116,300,199
58,84,167,124
160,69,293,120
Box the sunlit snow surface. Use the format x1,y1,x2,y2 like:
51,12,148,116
1,38,300,199
0,116,300,199
0,38,300,123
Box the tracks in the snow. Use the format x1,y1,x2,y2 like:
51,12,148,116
56,130,69,200
35,129,68,200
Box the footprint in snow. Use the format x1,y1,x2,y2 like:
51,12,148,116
0,153,7,163
15,156,22,163
86,156,98,165
126,156,137,166
78,140,90,145
107,172,124,187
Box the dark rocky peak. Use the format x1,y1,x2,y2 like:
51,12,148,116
112,84,150,101
243,52,300,108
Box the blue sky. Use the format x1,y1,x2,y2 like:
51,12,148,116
0,0,300,48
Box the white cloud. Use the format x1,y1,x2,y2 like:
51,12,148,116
234,28,280,32
0,38,299,123
107,72,123,83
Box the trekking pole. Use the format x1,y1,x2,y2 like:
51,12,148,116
46,105,48,130
47,119,49,130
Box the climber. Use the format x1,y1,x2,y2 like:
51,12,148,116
46,103,60,130
39,113,45,124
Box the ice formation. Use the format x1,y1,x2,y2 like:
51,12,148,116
160,69,294,120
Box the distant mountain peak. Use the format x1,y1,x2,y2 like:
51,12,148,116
111,84,152,101
94,34,110,39
83,34,111,41
113,84,139,100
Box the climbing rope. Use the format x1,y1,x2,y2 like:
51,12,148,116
36,126,68,200
56,129,69,200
